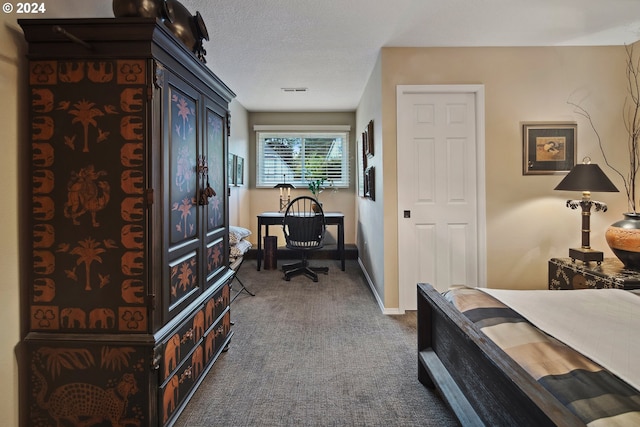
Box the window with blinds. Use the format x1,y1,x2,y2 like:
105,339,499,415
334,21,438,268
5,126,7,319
255,126,350,188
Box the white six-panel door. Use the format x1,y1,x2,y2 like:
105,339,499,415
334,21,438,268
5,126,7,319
397,85,486,310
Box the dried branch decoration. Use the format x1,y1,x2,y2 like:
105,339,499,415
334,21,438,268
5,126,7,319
569,44,640,213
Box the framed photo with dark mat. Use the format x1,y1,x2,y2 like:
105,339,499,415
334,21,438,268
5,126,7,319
522,122,577,175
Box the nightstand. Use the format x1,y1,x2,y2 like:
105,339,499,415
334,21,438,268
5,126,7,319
548,257,640,290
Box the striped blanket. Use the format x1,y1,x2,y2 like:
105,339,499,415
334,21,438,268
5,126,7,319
444,287,640,427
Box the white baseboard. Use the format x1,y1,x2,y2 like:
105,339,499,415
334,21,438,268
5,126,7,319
357,258,404,315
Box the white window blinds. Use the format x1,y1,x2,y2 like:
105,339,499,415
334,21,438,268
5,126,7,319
255,125,350,188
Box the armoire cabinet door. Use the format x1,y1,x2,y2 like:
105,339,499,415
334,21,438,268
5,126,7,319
164,73,203,321
162,71,230,321
203,100,229,290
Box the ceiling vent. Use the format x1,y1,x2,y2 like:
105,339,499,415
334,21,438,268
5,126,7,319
281,87,308,93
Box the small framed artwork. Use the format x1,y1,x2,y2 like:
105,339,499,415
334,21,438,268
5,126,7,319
235,156,244,186
228,153,236,185
522,122,577,175
364,166,375,201
366,120,374,157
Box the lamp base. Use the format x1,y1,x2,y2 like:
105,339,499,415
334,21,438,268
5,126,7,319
569,247,603,264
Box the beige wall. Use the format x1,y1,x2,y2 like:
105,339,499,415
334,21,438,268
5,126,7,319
229,100,251,227
1,14,24,427
361,46,631,311
245,111,357,247
355,56,388,308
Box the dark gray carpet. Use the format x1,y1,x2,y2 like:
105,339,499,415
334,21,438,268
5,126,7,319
175,259,458,427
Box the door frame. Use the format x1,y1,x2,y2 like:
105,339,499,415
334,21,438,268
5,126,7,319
396,84,487,312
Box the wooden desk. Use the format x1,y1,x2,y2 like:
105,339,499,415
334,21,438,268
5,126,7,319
257,211,345,271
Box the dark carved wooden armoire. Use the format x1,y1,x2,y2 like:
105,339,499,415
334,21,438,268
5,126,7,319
19,18,235,426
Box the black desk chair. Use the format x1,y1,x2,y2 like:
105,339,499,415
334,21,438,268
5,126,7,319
282,196,329,282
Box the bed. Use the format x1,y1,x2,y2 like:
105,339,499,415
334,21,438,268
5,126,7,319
417,283,640,427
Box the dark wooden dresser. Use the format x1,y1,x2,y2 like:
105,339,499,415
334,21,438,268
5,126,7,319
19,18,235,426
548,257,640,290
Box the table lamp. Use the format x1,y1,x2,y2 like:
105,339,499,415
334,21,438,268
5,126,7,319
554,157,618,263
274,176,295,212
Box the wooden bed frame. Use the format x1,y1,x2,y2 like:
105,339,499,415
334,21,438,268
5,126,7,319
417,283,585,427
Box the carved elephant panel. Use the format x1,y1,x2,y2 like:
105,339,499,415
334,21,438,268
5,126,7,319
33,223,55,248
33,143,54,167
88,308,115,329
32,116,54,141
120,87,143,112
121,251,144,276
191,345,203,378
205,330,215,361
121,142,143,167
33,196,55,221
33,250,55,275
33,278,55,303
121,197,143,222
87,61,114,83
121,170,144,195
121,279,144,304
58,61,84,83
31,88,54,112
192,310,204,342
164,333,180,378
121,224,144,250
33,169,54,194
205,298,215,328
61,307,86,329
121,116,144,141
162,375,179,424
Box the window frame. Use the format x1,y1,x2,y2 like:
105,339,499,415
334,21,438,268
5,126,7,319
254,125,351,189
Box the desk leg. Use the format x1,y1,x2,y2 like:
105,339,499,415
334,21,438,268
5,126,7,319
338,220,345,271
257,218,262,271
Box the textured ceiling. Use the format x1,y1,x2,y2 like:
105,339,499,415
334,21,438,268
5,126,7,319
118,1,640,111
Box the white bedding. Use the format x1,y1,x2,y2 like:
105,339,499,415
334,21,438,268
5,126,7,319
480,288,640,392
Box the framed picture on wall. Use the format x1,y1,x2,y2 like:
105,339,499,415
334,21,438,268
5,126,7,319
236,156,244,186
522,122,577,175
364,166,375,201
366,120,374,157
228,153,236,185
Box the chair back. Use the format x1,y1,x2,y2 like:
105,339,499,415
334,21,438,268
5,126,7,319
283,196,325,250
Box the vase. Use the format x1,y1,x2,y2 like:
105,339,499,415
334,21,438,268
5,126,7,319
605,213,640,269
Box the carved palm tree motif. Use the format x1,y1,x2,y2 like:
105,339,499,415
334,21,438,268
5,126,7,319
70,237,107,291
69,99,105,152
170,258,196,303
208,243,222,273
175,145,194,193
177,260,195,292
172,197,194,238
173,95,193,140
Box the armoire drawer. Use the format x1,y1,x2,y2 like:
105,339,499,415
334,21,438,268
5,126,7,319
161,343,199,425
160,282,230,382
160,303,207,382
161,309,232,425
204,309,231,365
205,282,230,330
